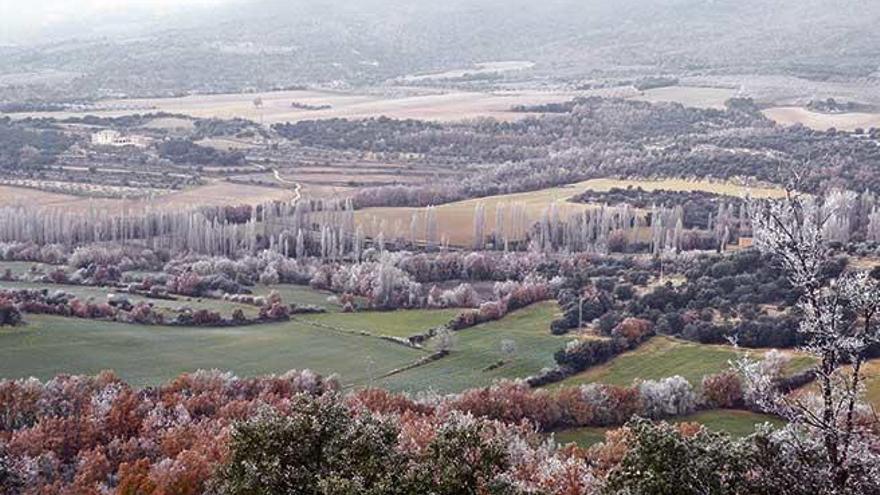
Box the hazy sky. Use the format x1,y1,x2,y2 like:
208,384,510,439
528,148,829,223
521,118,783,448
0,0,240,43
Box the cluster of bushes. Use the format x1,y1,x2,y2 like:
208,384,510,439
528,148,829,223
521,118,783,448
397,250,550,283
571,186,744,230
68,245,168,272
547,250,837,351
163,251,318,288
0,242,67,265
0,117,73,170
550,318,655,378
602,417,880,495
309,258,423,310
0,288,292,327
448,279,553,330
2,359,842,495
0,372,598,495
157,138,245,166
0,296,22,326
192,117,263,139
273,117,443,153
61,112,187,128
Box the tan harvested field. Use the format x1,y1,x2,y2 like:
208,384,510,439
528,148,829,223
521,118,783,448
7,88,600,124
355,177,785,246
6,84,789,129
284,172,429,185
196,137,259,151
144,116,195,130
300,183,355,199
0,181,296,212
400,60,535,82
762,106,880,131
632,86,738,110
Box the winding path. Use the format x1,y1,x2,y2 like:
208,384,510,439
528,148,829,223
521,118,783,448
273,168,302,203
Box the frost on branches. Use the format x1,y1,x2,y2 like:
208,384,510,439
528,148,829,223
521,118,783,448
744,191,880,493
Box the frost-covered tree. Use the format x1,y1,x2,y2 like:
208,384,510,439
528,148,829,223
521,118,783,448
745,191,880,492
637,375,697,419
473,202,486,250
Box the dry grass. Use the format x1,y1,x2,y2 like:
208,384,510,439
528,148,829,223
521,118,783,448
0,181,297,212
144,117,195,130
762,107,880,131
399,60,535,82
862,360,880,410
196,137,257,151
355,177,786,246
7,87,603,124
632,86,737,110
794,359,880,410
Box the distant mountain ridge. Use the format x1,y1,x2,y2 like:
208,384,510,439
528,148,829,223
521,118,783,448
0,0,878,102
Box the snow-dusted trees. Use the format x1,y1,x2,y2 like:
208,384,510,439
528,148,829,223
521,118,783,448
424,206,439,251
867,206,880,242
746,191,880,492
637,376,698,418
822,189,859,243
473,202,486,250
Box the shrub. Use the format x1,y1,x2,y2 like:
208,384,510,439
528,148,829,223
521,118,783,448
0,300,22,326
701,371,744,409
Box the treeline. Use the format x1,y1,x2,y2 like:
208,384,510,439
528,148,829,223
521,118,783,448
61,112,188,128
2,361,852,495
157,138,245,166
0,117,73,170
192,117,266,140
571,187,745,230
548,249,855,352
269,97,880,210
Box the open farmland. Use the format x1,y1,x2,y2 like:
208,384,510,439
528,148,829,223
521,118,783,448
762,106,880,131
300,308,461,338
632,86,738,110
0,301,559,393
377,301,568,393
553,410,786,448
355,177,786,246
6,87,599,124
554,336,815,389
399,60,536,82
0,314,424,388
0,180,296,212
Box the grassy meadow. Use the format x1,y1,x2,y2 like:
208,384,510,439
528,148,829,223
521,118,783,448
553,336,815,389
377,301,568,393
0,314,424,388
299,308,461,337
552,409,786,448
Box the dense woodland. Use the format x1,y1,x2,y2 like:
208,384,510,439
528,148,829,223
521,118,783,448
2,0,879,102
0,118,73,170
274,98,880,209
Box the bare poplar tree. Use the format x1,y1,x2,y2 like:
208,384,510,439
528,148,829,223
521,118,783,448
473,202,486,250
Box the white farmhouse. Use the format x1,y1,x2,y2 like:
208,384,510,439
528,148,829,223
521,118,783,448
91,130,151,148
91,129,122,146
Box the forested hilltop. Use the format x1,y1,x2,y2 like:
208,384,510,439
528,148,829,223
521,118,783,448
2,0,879,102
